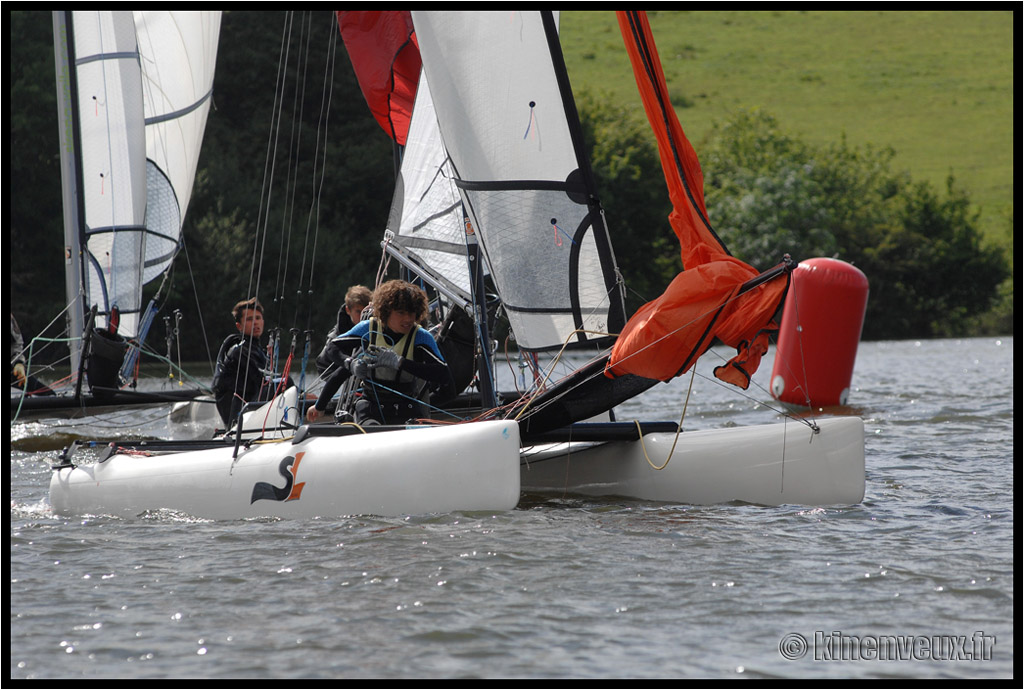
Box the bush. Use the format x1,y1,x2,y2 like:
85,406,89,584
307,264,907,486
576,89,678,313
700,110,1008,339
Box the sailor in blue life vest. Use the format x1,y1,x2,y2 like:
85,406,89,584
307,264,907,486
212,298,292,428
306,280,453,426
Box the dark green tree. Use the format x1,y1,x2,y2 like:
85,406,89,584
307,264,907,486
10,11,66,359
576,88,678,315
177,11,395,366
700,110,1008,340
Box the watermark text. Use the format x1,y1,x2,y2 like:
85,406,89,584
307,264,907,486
779,631,996,662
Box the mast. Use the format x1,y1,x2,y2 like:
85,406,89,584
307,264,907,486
53,11,87,376
465,219,496,409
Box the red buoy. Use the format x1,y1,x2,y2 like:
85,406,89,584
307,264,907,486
771,258,868,407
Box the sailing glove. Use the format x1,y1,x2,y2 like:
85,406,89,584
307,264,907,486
348,356,372,380
374,349,403,372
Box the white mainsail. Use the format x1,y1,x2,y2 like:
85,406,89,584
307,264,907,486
410,11,625,352
59,11,148,340
385,70,476,304
135,11,221,286
53,11,220,359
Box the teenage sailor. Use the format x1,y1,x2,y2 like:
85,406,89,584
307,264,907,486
212,298,292,428
306,280,452,426
315,284,372,374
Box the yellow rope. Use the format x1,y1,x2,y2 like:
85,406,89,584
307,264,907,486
338,421,368,434
635,363,696,470
248,419,368,446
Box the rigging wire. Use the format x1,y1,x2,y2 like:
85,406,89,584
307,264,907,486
509,270,819,434
228,11,296,401
634,364,696,471
218,11,341,413
298,13,340,327
271,12,308,328
179,240,215,370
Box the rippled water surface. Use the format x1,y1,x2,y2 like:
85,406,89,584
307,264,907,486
9,338,1015,679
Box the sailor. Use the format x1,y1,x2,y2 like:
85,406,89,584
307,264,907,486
212,298,291,427
315,284,372,374
306,280,452,426
10,313,55,395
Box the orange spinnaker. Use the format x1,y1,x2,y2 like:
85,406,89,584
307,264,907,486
606,12,787,387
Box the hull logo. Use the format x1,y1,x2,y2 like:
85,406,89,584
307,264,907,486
251,452,306,504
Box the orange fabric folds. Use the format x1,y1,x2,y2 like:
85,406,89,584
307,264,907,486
606,262,786,384
606,11,787,385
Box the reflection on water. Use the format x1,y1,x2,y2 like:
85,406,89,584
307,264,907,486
9,338,1016,679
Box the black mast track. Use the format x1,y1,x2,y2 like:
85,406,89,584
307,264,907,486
540,10,627,336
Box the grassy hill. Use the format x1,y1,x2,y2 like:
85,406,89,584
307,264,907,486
561,10,1014,245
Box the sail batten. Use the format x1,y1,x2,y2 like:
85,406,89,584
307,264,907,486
411,10,626,353
143,87,213,126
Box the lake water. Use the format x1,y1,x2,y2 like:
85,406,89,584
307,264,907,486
9,337,1015,679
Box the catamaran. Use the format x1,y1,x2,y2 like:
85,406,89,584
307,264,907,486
50,11,865,519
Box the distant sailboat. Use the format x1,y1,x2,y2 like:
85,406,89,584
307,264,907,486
12,11,220,419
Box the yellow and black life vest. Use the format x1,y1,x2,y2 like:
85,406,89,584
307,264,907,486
367,317,420,391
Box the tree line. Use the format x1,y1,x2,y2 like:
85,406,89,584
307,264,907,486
10,11,1011,374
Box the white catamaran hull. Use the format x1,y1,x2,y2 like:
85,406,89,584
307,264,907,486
168,386,303,439
50,420,521,519
520,416,865,506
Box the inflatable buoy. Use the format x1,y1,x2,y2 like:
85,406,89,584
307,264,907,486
770,258,868,407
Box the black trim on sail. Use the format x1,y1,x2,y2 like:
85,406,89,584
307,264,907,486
540,10,627,339
144,87,213,126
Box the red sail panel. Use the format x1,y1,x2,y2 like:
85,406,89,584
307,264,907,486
336,11,420,145
606,11,787,385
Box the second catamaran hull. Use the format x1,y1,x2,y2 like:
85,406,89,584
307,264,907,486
168,386,305,439
520,416,865,506
48,416,863,519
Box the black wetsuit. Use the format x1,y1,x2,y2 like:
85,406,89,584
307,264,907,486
212,334,279,427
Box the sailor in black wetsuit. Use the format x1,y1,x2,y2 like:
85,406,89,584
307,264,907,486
315,284,372,375
212,298,291,428
306,280,452,426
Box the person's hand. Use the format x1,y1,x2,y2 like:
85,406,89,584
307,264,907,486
349,356,372,379
13,363,26,387
374,349,402,371
306,406,321,423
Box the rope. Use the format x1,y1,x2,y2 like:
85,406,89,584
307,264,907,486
512,327,616,421
634,364,695,470
508,271,819,434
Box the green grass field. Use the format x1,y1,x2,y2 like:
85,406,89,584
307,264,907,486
561,10,1014,244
